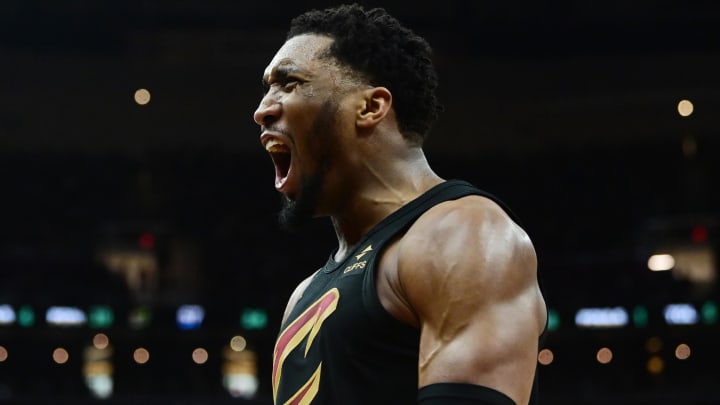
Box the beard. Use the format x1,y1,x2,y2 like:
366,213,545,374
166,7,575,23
277,99,338,231
278,172,324,230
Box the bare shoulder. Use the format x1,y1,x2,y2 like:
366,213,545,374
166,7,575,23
280,271,318,326
396,194,545,404
399,194,538,297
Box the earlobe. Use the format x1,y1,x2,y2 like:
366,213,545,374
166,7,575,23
356,87,392,129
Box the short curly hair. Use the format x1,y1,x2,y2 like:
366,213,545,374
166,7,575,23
287,4,441,144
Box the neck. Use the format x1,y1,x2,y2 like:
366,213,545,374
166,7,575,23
330,147,443,262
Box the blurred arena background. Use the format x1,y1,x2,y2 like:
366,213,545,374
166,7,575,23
1,0,719,404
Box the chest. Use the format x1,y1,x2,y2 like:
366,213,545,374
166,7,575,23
286,255,375,343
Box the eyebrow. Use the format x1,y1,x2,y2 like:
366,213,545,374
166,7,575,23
261,64,301,88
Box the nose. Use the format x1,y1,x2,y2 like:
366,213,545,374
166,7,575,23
253,95,282,128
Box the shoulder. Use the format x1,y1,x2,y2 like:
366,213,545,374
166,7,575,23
397,194,538,309
280,270,318,326
402,194,535,270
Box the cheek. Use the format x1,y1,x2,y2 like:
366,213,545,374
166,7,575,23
284,97,317,129
298,84,315,98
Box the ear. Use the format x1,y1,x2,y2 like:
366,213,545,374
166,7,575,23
356,87,392,129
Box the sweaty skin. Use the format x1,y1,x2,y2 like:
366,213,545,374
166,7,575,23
377,195,545,404
258,34,546,405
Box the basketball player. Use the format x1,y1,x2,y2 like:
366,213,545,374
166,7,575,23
253,4,547,404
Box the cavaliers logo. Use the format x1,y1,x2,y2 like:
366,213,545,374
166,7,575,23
273,288,340,404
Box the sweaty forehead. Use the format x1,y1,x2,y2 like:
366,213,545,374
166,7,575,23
263,34,335,78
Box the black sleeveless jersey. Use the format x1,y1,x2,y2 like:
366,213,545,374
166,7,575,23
272,180,544,405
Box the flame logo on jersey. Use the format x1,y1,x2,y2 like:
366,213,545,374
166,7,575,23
273,288,340,404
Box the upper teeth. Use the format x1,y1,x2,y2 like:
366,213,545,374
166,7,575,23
265,139,289,152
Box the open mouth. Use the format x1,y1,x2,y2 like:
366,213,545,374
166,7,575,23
265,138,292,185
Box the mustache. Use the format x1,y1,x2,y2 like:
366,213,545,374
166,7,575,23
260,125,292,137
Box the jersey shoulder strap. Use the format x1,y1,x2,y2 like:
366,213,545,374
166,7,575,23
365,179,522,247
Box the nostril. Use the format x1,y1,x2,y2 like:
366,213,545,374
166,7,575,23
262,114,277,128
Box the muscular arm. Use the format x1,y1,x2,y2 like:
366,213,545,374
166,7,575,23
397,196,546,404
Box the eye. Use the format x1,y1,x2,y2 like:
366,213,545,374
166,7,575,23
279,78,302,91
261,76,304,95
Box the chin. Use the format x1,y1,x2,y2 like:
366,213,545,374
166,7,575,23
277,171,325,230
